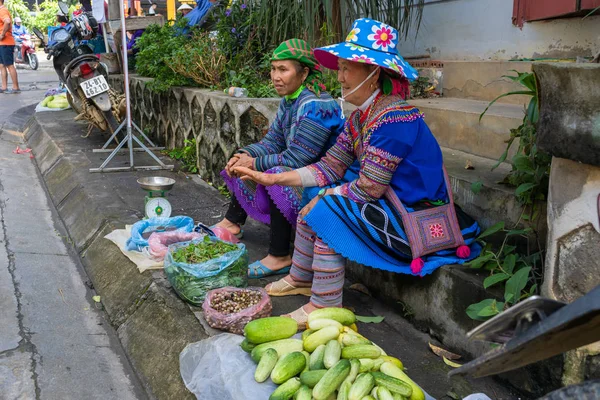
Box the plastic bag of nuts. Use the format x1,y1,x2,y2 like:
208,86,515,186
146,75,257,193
202,286,272,334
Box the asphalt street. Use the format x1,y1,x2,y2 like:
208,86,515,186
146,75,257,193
0,55,145,400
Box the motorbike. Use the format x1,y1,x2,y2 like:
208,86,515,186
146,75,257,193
32,2,121,134
14,34,38,70
450,285,600,399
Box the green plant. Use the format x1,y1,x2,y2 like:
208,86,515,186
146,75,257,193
465,222,541,321
466,70,550,322
164,138,198,173
6,0,34,28
134,20,195,92
168,31,227,88
410,76,433,99
251,0,425,51
479,70,550,215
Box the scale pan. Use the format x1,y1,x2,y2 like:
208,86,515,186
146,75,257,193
137,177,176,191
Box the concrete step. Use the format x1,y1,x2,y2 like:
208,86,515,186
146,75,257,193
442,61,533,105
410,97,524,161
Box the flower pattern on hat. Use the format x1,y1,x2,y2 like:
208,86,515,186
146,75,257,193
313,18,419,81
346,27,360,43
367,23,397,51
351,54,376,64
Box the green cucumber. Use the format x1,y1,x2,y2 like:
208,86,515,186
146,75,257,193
294,385,312,400
241,338,256,353
312,359,351,400
255,348,278,383
324,340,342,369
338,379,352,400
349,373,375,400
308,307,356,326
299,369,327,388
341,345,382,360
251,339,304,363
245,317,298,344
270,377,301,400
371,372,413,398
304,326,341,352
377,387,395,400
271,352,307,384
309,344,326,370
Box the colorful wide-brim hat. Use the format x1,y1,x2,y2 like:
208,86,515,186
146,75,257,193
314,18,418,81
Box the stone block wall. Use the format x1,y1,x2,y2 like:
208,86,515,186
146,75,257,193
109,75,280,185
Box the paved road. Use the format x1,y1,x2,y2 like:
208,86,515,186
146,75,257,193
0,61,145,399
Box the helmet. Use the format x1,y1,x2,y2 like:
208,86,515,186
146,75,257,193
14,17,22,23
73,13,93,38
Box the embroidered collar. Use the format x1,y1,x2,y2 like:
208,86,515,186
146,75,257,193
285,85,305,101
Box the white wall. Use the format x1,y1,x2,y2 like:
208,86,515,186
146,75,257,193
398,0,600,60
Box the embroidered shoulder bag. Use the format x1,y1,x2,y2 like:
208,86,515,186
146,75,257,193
358,96,470,275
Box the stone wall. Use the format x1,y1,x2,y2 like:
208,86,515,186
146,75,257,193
109,75,279,185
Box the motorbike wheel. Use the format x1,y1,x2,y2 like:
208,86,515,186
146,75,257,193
67,92,84,115
27,53,38,70
103,110,121,137
538,380,600,400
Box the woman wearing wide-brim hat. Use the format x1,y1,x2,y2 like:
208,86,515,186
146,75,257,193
235,18,482,327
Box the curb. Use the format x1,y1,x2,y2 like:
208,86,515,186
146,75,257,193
24,113,210,400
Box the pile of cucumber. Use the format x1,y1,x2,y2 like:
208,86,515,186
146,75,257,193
241,308,426,400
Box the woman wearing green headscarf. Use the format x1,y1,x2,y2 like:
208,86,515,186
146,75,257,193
217,39,344,279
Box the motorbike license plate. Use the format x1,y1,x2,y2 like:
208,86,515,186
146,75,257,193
80,75,109,99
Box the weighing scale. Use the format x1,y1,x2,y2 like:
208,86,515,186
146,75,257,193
137,177,176,218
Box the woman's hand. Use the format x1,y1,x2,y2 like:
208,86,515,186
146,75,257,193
233,167,278,186
299,196,319,219
225,153,254,177
232,153,254,170
299,188,333,219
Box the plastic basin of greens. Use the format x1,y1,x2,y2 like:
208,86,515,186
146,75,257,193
164,237,248,306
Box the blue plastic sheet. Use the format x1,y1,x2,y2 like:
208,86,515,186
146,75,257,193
125,216,194,251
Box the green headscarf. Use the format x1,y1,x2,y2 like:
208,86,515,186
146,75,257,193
271,38,326,96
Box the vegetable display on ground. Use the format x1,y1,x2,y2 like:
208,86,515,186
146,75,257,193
240,309,427,400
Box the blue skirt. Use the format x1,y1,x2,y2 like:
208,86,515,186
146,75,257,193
302,181,482,277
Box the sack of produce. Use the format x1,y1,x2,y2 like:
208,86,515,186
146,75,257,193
202,287,272,334
35,93,71,112
148,231,203,261
164,236,248,306
126,216,194,251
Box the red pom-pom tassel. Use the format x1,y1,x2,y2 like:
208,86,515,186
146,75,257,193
410,258,425,275
456,245,471,259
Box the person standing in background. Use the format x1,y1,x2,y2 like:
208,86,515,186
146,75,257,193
0,0,20,94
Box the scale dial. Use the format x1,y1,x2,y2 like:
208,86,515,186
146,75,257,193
145,197,172,218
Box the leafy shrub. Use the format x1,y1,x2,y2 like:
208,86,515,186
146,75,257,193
134,20,195,92
168,31,227,88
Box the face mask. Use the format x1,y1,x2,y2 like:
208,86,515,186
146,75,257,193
338,66,380,118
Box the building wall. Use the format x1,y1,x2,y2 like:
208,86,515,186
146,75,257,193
397,0,600,61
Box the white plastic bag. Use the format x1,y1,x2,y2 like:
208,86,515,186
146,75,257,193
180,334,276,400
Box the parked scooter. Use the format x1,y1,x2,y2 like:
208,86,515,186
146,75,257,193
14,34,38,70
450,285,600,399
32,2,120,134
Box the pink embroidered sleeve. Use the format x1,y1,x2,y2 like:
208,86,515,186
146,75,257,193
305,128,355,187
338,145,402,203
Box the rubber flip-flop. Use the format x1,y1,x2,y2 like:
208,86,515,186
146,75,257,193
5,89,21,94
248,261,291,279
265,276,312,297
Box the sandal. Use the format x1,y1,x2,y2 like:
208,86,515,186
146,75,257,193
266,276,312,297
283,305,311,330
5,89,21,94
248,261,291,278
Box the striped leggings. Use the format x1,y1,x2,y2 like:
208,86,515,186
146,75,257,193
290,218,345,308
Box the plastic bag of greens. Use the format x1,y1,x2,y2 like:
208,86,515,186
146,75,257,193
164,236,248,306
126,216,194,251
